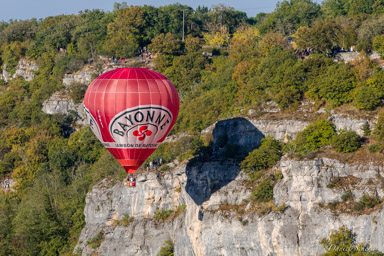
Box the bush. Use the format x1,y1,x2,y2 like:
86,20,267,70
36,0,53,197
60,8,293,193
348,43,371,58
288,119,336,156
154,209,174,221
252,178,274,202
68,82,88,103
87,231,104,249
353,87,382,110
321,226,384,256
117,214,134,227
353,194,381,212
361,123,371,136
373,112,384,142
331,129,361,153
369,144,381,153
157,240,174,256
240,136,282,175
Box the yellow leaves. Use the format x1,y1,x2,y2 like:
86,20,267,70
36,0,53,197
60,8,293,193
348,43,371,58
2,127,35,149
292,26,311,50
232,25,260,41
67,43,75,55
11,165,31,189
203,26,230,48
232,61,251,87
228,26,260,62
366,78,378,88
258,32,289,56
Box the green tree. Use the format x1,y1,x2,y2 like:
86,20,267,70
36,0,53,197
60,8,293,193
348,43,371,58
353,86,382,110
307,63,356,106
104,6,146,57
322,0,349,17
240,136,282,174
158,240,174,256
289,119,336,155
260,0,321,35
321,226,383,255
331,129,361,153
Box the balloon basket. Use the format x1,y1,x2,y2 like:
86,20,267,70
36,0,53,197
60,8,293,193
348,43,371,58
126,175,136,188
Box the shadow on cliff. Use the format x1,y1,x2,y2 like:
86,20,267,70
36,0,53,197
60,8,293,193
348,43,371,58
185,118,265,207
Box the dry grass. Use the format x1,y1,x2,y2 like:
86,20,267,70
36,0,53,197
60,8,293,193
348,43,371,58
315,146,384,165
327,176,360,190
320,200,383,216
207,200,285,218
332,105,382,121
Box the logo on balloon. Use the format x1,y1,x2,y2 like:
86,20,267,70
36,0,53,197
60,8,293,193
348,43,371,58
133,126,152,141
109,105,173,148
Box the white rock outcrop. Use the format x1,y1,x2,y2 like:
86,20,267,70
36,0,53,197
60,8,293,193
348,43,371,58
75,157,384,256
75,117,384,256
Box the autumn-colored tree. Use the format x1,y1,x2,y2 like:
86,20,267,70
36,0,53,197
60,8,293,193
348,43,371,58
229,25,260,61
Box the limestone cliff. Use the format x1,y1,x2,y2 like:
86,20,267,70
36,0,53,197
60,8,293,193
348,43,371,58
0,59,38,82
75,117,384,256
75,156,384,256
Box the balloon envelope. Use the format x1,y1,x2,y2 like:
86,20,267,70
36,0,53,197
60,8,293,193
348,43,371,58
83,68,179,173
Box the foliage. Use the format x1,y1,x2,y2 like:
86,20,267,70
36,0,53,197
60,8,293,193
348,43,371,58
321,226,384,256
259,0,321,35
150,33,183,56
353,86,382,110
67,82,88,103
371,112,384,152
252,178,274,202
3,2,384,255
87,231,104,249
117,214,134,227
154,209,174,221
287,119,336,156
331,129,361,153
373,34,384,57
174,204,187,217
353,194,381,212
240,136,282,174
306,63,356,107
157,240,174,256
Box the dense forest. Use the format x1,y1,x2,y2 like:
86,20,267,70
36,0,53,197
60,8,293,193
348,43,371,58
2,0,384,255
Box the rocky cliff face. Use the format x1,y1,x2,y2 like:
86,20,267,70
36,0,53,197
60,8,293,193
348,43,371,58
75,156,384,256
0,59,38,82
41,92,85,126
75,117,384,256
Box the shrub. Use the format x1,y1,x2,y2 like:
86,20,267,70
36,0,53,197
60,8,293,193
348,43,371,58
86,231,104,249
67,82,88,103
252,178,274,202
288,119,336,156
373,112,384,142
174,205,186,217
361,123,371,136
369,144,381,153
353,87,382,110
321,226,384,256
354,194,381,212
157,240,174,256
240,136,282,175
154,209,174,221
117,214,134,227
331,129,361,153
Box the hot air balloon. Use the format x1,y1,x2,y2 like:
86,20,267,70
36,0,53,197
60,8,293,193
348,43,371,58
83,68,179,175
